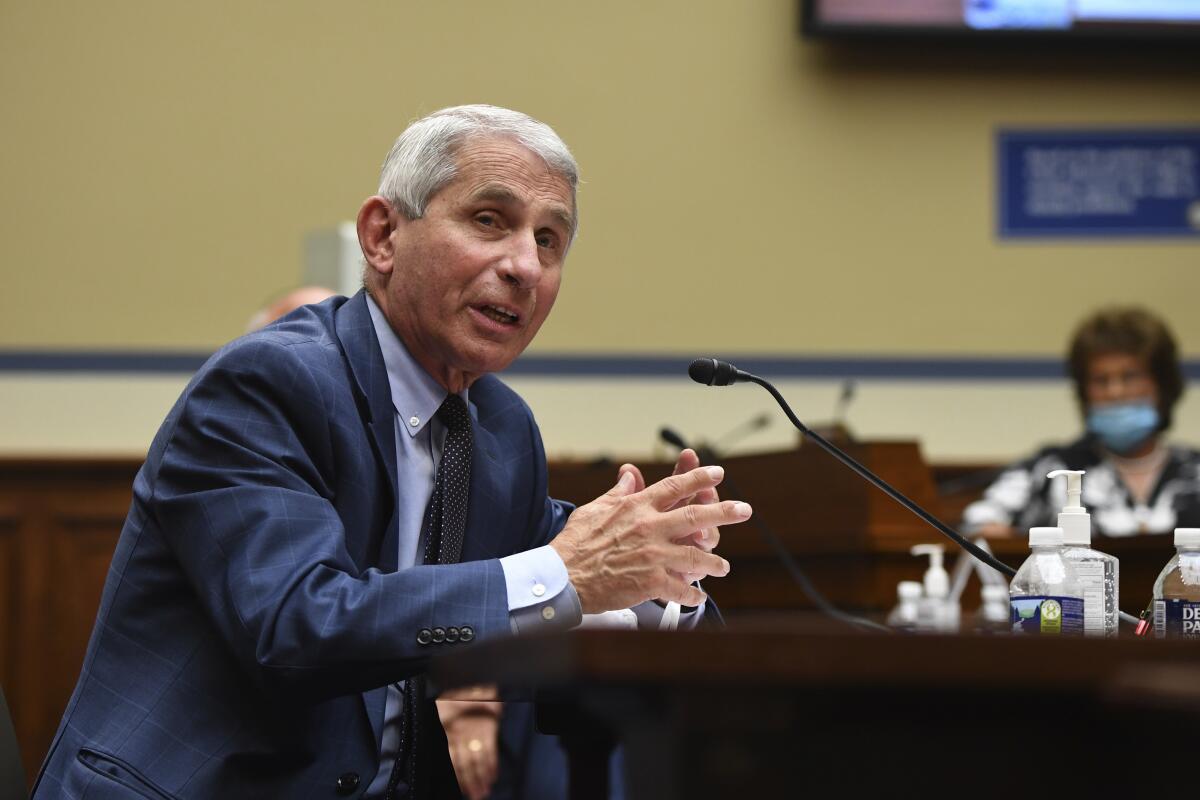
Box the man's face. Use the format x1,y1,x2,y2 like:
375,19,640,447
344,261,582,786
377,136,574,389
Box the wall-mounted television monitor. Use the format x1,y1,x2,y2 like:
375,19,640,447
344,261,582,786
803,0,1200,39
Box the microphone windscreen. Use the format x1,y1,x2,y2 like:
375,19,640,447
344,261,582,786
688,358,719,385
659,427,689,450
690,358,742,386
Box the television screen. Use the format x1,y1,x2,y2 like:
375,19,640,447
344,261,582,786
805,0,1200,38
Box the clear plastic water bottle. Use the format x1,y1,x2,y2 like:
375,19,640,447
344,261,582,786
1152,528,1200,639
886,581,922,632
1009,527,1085,635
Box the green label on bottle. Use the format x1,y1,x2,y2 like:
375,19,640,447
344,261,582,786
1010,596,1084,635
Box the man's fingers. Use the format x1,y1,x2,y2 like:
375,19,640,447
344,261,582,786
456,743,490,800
645,465,725,509
663,542,730,579
659,573,707,606
482,745,498,786
605,469,637,498
672,448,700,476
619,463,647,493
657,499,751,539
683,527,720,552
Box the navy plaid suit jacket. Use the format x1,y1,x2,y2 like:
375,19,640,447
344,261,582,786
33,292,570,799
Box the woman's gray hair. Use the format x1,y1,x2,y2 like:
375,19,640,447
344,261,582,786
377,104,578,233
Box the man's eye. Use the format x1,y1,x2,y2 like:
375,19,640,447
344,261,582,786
476,213,497,227
536,233,558,249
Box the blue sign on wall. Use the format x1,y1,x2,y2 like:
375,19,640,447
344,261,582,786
998,128,1200,238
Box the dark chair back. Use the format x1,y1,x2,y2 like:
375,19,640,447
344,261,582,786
0,685,24,800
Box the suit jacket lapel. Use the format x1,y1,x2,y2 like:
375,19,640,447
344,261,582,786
334,291,399,553
336,292,399,750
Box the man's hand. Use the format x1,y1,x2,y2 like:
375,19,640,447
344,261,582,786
664,448,720,584
437,695,501,800
622,449,720,590
549,463,751,613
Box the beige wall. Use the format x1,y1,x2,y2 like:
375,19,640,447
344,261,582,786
2,1,1198,459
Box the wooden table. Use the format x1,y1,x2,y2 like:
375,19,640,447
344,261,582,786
432,622,1200,798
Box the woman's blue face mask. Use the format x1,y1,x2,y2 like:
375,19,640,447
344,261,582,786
1087,402,1159,454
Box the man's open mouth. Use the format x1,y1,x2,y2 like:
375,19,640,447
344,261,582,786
477,304,520,325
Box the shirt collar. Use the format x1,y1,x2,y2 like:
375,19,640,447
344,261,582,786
366,294,468,438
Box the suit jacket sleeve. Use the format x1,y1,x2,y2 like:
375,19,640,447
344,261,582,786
146,336,510,700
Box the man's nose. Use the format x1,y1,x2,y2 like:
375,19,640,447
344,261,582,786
499,232,541,289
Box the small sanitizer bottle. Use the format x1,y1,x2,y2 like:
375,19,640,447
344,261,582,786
886,581,922,632
911,545,957,633
1047,469,1119,637
1010,527,1085,635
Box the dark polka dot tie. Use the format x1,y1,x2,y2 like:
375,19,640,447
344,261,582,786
388,393,473,800
423,394,473,566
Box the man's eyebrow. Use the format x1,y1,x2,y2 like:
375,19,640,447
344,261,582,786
467,184,521,206
467,184,576,234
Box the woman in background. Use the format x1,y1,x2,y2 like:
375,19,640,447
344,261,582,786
964,307,1200,537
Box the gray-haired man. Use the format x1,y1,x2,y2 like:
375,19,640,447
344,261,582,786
35,105,748,800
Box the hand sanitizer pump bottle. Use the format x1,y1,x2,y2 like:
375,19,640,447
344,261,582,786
910,544,955,632
1047,469,1119,637
1010,527,1085,635
886,581,922,632
975,584,1012,634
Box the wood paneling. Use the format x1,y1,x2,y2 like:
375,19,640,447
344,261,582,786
0,510,18,691
0,453,1177,792
0,459,137,788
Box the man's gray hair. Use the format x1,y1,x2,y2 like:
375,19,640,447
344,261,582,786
377,104,579,232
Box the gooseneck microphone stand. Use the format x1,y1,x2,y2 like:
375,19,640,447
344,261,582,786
687,358,1141,628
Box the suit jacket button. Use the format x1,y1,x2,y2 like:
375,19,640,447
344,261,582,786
445,626,460,643
335,772,360,795
431,627,446,644
459,626,475,642
416,628,433,645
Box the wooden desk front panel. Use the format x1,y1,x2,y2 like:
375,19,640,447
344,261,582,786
0,460,135,787
0,454,1178,788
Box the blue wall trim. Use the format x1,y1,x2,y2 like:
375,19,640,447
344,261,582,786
4,349,1200,381
0,351,211,374
501,355,1074,380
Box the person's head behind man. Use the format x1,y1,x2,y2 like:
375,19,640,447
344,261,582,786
357,105,579,394
1067,306,1183,454
246,286,338,332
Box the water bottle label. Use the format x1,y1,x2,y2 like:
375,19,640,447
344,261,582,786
1152,599,1200,638
1010,595,1084,634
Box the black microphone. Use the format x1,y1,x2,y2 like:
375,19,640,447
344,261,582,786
660,426,720,466
688,358,750,387
832,379,856,429
689,357,1018,581
659,426,689,452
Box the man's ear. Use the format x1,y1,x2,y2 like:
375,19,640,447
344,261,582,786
357,196,398,277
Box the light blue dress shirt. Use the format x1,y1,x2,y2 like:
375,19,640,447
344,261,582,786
362,296,702,796
363,297,580,796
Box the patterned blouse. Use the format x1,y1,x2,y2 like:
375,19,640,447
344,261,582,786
962,436,1200,537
